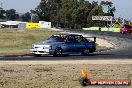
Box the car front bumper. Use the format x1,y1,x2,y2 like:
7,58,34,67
30,49,55,55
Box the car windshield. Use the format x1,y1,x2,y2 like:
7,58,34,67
48,35,65,42
124,25,132,28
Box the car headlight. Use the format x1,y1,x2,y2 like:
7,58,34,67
42,45,52,49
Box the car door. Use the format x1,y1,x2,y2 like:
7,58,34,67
62,35,75,52
74,35,86,52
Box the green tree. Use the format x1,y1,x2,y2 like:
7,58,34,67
21,12,31,22
35,0,51,21
100,1,116,16
35,0,115,28
0,8,6,19
87,4,104,27
6,9,19,20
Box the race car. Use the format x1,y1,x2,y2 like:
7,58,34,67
30,34,96,57
120,25,132,34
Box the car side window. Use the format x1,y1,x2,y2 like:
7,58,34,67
74,35,82,43
74,35,88,43
66,35,75,43
82,37,89,42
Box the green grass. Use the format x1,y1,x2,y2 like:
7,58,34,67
0,29,58,55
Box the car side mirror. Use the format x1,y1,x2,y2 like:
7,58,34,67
94,37,96,42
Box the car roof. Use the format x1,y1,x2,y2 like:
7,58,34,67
53,34,82,36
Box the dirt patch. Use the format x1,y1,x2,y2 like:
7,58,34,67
0,64,131,88
33,67,55,72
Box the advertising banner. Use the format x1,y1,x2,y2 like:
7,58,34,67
92,16,113,21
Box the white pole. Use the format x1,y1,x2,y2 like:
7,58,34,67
31,13,33,22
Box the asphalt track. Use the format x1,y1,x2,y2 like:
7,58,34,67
0,30,132,61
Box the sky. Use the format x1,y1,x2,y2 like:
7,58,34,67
2,0,41,14
88,0,132,20
1,0,132,20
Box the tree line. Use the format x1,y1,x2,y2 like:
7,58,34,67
0,0,115,28
0,7,32,22
35,0,115,28
0,8,19,21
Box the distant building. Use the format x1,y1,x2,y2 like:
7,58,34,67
18,22,27,29
0,21,52,29
39,21,51,28
0,21,21,28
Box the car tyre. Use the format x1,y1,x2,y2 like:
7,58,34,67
53,48,62,57
128,30,132,34
82,47,90,56
121,31,126,34
120,31,123,34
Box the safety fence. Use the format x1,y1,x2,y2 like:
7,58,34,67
83,27,120,32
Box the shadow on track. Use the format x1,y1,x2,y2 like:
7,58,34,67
0,53,122,61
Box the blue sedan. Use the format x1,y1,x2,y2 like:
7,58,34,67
30,34,96,57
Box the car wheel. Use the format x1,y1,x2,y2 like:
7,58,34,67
53,48,62,57
34,54,42,57
122,32,126,34
128,30,132,34
121,31,126,34
120,31,123,34
82,47,90,56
